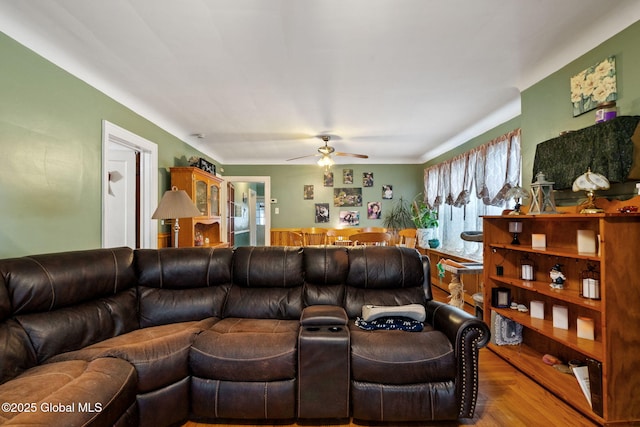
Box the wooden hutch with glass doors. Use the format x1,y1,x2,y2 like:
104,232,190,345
169,167,226,248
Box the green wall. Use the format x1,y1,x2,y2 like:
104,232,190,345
428,20,640,201
521,20,640,191
0,32,215,258
225,164,424,229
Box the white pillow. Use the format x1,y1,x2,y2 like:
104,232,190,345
362,303,426,322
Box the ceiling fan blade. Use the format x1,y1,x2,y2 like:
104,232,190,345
335,152,369,159
286,153,321,161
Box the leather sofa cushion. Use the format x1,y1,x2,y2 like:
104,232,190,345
136,247,233,289
343,247,427,318
190,318,298,382
302,247,348,306
48,319,216,393
225,247,305,319
0,358,136,426
16,289,139,363
1,247,135,315
138,286,230,327
191,378,296,420
346,246,424,290
232,247,304,288
349,324,456,384
303,246,349,285
0,319,37,385
136,248,233,327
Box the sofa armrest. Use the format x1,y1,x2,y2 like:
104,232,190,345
300,305,348,327
425,300,490,352
425,300,490,418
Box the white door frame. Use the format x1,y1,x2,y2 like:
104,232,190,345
225,176,271,246
102,120,158,248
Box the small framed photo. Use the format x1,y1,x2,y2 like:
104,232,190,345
491,287,511,308
367,201,381,219
304,185,314,200
363,172,374,187
315,203,330,223
339,210,360,226
382,185,393,199
343,169,353,184
323,171,334,187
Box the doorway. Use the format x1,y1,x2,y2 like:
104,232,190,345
225,176,271,246
101,121,158,249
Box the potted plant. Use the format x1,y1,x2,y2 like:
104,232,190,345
412,195,440,248
382,196,414,244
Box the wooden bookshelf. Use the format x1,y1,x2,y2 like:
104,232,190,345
483,202,640,425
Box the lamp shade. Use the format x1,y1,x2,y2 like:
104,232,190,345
506,185,529,201
152,186,201,219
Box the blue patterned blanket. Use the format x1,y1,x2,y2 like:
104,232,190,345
355,316,424,332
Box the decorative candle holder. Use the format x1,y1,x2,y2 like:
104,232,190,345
581,264,601,300
520,254,535,281
529,172,558,214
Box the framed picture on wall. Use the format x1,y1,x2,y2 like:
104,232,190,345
343,169,353,184
367,201,382,219
382,185,393,199
363,172,374,187
333,188,362,207
339,210,360,226
571,56,617,117
315,203,330,223
323,171,334,187
304,185,314,200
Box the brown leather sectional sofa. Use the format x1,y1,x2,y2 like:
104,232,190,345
0,245,489,426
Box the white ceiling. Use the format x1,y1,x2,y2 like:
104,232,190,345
2,1,640,165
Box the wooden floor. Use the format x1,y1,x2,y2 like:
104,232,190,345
183,347,596,427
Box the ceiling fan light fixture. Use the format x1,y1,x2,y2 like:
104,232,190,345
317,155,334,168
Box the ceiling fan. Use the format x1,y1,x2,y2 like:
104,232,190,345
286,135,368,167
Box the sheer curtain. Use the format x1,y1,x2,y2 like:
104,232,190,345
424,129,521,259
475,130,521,206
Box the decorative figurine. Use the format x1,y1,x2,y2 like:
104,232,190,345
550,264,566,289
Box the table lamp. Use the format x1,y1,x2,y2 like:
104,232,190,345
506,185,529,215
572,168,610,213
152,186,201,247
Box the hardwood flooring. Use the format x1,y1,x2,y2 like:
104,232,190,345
183,348,596,427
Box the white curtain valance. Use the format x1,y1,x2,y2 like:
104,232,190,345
423,129,521,208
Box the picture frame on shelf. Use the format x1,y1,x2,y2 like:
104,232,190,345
491,287,511,308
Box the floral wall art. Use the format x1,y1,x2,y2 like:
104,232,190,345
571,56,617,117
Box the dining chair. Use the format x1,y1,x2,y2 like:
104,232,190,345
300,227,329,245
326,228,360,245
288,231,304,246
397,228,417,248
350,232,392,246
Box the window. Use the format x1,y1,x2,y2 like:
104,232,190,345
424,129,521,259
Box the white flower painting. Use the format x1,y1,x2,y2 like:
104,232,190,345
571,57,617,117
